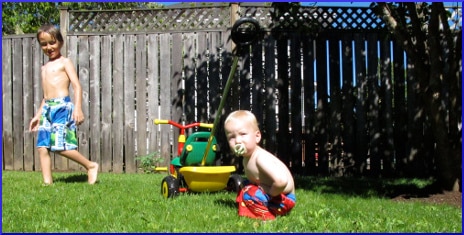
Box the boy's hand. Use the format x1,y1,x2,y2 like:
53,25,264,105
73,109,85,125
29,117,40,132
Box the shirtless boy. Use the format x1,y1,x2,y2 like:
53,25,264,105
29,24,98,185
224,110,296,220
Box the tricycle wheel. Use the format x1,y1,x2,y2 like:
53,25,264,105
227,174,243,193
161,175,179,198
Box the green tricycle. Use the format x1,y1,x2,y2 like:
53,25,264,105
154,119,243,198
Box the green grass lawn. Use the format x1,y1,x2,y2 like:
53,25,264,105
2,171,461,232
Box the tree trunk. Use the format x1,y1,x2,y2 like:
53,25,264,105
376,2,462,192
426,3,461,192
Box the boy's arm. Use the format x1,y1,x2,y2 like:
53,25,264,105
257,156,288,197
63,58,84,124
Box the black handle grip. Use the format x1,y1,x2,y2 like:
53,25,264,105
231,17,261,46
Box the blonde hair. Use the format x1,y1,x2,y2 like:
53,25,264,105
224,110,259,131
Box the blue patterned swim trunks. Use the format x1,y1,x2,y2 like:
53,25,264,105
37,96,78,151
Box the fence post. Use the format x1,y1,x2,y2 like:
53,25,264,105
59,6,69,57
230,2,240,52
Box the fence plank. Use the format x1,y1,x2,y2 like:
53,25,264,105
76,35,90,171
276,37,290,166
290,34,303,173
209,31,229,164
89,36,102,168
263,35,277,155
22,38,35,171
125,35,137,173
380,38,395,176
184,33,197,124
135,34,148,163
112,34,125,173
170,33,183,157
196,31,209,122
12,39,24,170
302,35,316,174
328,36,343,175
354,33,368,175
315,35,329,175
159,34,172,163
239,40,251,110
63,36,78,171
251,37,264,126
171,33,183,124
2,39,14,170
392,41,407,175
208,32,221,123
340,33,356,176
366,33,381,176
146,34,160,171
221,30,234,117
100,35,113,172
32,38,44,171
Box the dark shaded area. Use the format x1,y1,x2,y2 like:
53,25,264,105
391,190,462,208
214,176,462,209
50,172,460,208
295,176,461,208
214,198,237,209
54,174,88,183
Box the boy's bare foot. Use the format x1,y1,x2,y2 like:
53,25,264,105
43,178,53,185
88,162,99,184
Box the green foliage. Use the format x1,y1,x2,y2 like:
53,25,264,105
2,2,165,35
2,171,461,232
135,151,164,173
2,2,59,35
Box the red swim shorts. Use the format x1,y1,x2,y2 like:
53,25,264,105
236,184,296,220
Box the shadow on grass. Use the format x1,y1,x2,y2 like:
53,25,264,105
54,174,88,183
294,176,441,199
214,198,237,209
183,190,238,209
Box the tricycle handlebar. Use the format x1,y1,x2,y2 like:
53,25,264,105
199,123,213,129
154,119,169,125
154,119,213,130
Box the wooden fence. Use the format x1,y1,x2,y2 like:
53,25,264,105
2,3,461,176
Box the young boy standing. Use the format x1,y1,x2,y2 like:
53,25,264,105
29,24,98,185
224,110,296,220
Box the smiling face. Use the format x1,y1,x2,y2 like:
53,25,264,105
38,32,62,60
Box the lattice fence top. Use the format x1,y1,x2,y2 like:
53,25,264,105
239,6,385,32
68,5,387,34
68,7,231,33
67,4,461,34
239,5,460,31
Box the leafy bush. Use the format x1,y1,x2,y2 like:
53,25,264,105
135,151,164,173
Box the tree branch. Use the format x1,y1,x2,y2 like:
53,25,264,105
405,2,428,62
377,3,417,62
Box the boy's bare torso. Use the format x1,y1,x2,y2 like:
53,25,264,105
42,56,71,100
243,147,295,195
